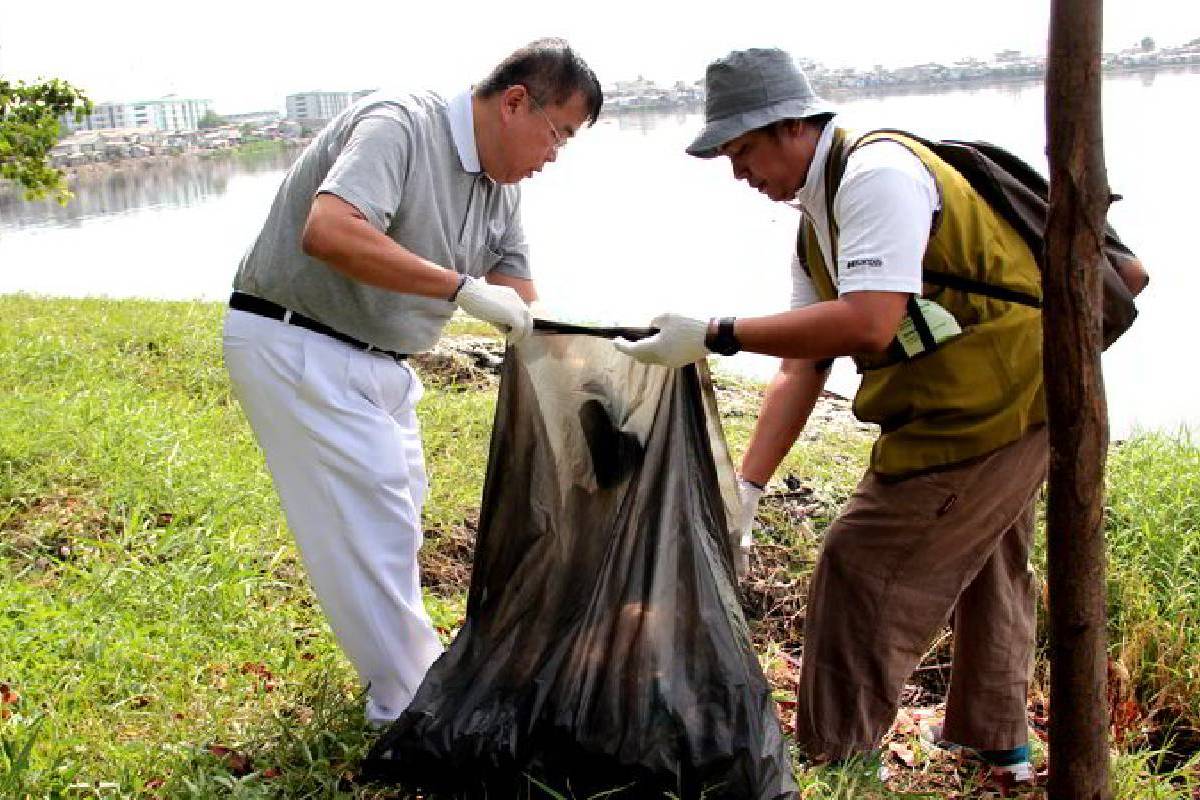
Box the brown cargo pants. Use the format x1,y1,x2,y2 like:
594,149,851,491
794,425,1048,761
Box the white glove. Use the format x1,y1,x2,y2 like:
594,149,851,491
613,313,709,367
733,476,764,578
454,276,533,345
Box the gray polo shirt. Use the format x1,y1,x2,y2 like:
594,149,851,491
233,89,530,354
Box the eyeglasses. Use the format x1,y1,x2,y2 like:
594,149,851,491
527,93,568,150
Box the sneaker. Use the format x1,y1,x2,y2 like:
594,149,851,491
920,721,1034,786
990,758,1035,784
981,743,1035,789
364,697,398,730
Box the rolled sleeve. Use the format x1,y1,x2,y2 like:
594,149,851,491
317,114,411,232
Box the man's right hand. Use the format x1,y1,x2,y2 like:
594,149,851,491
733,476,765,578
613,313,709,367
455,277,533,344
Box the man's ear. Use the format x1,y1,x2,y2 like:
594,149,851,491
499,85,527,120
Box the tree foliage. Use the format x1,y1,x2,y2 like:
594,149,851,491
0,78,92,203
198,109,226,129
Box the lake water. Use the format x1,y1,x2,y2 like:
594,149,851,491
2,70,1196,438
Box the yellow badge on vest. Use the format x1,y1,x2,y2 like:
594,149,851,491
896,298,963,358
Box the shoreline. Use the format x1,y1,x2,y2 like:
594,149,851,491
47,139,310,185
25,64,1196,185
602,62,1200,115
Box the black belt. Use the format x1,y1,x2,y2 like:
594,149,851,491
229,292,407,361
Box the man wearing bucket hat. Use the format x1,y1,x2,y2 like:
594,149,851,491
614,47,1053,780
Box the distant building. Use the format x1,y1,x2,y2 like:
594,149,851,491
77,102,134,131
133,96,211,131
285,90,375,128
48,127,184,167
61,96,212,134
603,76,701,111
611,76,658,96
225,110,283,127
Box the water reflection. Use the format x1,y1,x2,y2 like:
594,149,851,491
0,149,301,231
605,108,700,134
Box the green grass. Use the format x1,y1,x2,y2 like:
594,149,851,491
1,295,1197,798
234,140,300,157
0,297,489,798
195,140,302,162
1105,432,1200,723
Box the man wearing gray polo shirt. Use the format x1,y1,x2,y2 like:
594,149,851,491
223,38,602,726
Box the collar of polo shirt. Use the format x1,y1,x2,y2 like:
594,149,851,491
447,90,484,175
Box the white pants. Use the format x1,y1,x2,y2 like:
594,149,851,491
223,308,443,725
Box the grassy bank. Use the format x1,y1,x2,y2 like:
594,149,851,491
0,295,1197,798
212,139,306,161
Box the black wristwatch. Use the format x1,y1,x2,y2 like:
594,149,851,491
705,316,741,356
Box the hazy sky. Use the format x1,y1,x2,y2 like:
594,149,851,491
3,0,1197,114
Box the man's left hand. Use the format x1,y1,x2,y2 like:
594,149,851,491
613,313,709,367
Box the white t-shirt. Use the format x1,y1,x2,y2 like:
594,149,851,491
789,123,939,308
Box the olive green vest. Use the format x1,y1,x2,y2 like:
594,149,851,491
800,128,1046,476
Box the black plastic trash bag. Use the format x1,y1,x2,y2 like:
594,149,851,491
365,322,797,799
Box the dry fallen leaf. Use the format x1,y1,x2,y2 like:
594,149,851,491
208,743,254,776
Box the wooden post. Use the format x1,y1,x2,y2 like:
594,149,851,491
1044,0,1111,797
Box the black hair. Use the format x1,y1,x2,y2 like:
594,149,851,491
476,38,603,126
765,113,835,138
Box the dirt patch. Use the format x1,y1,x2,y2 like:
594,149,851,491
0,488,112,569
742,535,813,656
800,392,878,440
410,337,504,391
420,520,478,596
740,486,956,710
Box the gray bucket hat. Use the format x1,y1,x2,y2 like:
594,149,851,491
687,48,837,159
